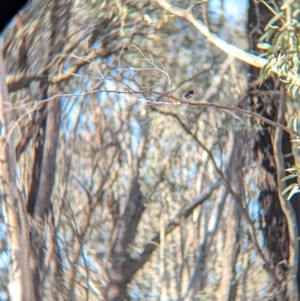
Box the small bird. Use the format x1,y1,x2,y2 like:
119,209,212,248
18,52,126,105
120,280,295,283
182,90,194,100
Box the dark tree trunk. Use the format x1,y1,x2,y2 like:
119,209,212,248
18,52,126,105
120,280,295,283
28,1,71,299
105,176,145,301
247,0,300,295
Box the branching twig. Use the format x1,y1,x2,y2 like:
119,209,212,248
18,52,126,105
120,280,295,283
155,0,300,86
91,87,300,137
153,108,279,284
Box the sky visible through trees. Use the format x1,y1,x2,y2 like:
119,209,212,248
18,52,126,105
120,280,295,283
1,0,300,300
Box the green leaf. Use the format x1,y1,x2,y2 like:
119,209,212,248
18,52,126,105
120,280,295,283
273,32,285,54
257,42,272,50
281,0,296,10
265,12,284,31
293,85,299,99
280,77,291,83
280,32,288,53
287,184,300,200
285,167,298,172
287,115,296,128
293,116,299,132
259,29,275,42
282,183,298,196
293,8,300,18
281,174,298,182
260,64,273,84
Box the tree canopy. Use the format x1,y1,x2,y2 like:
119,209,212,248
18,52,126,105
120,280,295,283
1,1,300,300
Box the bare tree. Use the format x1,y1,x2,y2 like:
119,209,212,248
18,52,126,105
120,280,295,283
2,1,300,300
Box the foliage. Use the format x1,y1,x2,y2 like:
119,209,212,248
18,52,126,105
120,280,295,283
258,0,300,97
1,0,300,300
282,115,300,200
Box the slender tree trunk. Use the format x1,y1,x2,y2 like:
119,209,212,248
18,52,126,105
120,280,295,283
214,129,244,301
220,128,245,301
105,176,145,301
217,200,240,301
184,185,228,301
29,1,71,299
105,136,147,301
183,130,244,300
0,48,35,301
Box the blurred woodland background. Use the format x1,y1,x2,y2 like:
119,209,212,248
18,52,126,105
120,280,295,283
1,0,300,300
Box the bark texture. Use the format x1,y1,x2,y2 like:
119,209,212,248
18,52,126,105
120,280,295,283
248,0,300,295
105,136,146,301
28,1,71,300
0,49,35,301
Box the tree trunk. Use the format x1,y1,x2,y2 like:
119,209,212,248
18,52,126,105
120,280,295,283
217,129,244,300
0,48,35,301
105,176,145,301
183,129,244,300
248,0,300,296
28,0,71,299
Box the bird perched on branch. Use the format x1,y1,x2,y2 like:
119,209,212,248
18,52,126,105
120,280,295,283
182,90,194,100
